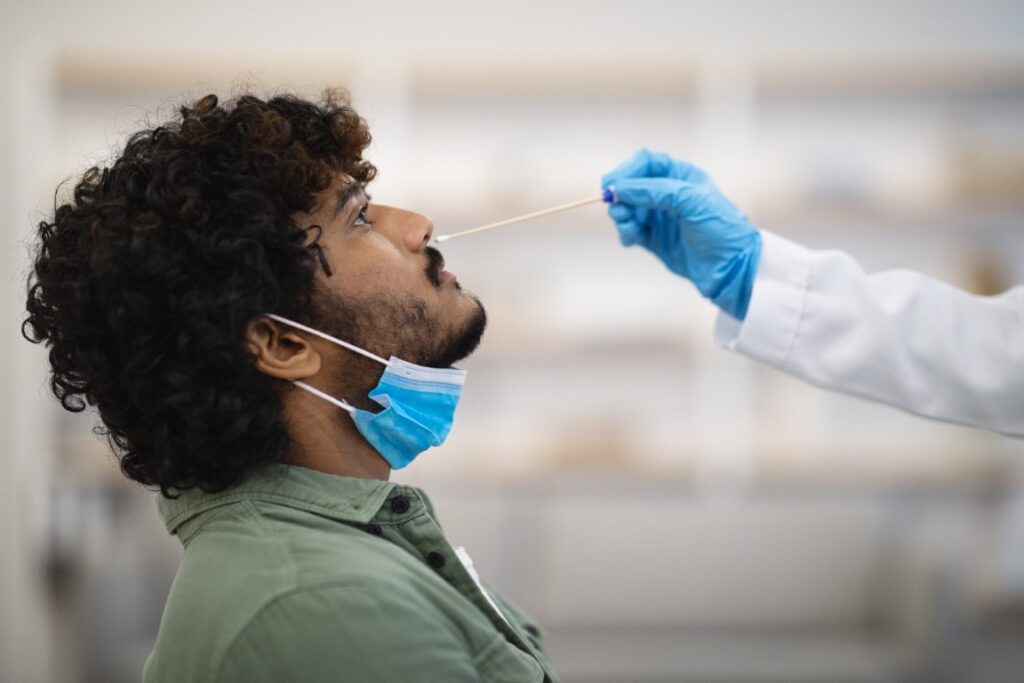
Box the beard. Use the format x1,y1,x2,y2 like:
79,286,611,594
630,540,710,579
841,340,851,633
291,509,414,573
310,281,487,371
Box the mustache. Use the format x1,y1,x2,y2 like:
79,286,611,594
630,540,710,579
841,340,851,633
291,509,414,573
425,246,445,287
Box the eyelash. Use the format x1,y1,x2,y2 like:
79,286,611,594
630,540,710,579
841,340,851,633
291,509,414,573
354,204,372,228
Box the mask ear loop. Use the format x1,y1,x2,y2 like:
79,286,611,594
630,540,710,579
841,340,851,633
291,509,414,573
293,380,355,414
265,313,389,366
265,313,391,413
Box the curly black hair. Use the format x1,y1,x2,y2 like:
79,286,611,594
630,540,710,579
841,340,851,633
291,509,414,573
23,89,376,497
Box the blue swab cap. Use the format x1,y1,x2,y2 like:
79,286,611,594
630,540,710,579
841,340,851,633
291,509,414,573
602,186,616,204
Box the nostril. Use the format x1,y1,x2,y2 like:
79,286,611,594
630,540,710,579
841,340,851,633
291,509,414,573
421,216,435,247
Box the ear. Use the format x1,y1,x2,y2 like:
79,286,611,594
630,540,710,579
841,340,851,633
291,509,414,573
242,317,322,380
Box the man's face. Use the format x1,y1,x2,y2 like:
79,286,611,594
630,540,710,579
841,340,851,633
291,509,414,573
296,173,486,369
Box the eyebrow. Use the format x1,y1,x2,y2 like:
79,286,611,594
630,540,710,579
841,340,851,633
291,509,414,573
332,182,366,219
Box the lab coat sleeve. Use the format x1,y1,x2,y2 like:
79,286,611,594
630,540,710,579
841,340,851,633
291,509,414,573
714,230,1024,437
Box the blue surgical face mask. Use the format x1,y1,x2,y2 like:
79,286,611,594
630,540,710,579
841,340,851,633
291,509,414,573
265,314,466,469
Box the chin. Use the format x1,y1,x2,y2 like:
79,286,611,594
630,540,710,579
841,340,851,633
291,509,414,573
431,297,487,368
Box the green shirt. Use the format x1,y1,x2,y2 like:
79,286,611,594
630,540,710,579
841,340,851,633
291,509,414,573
143,463,559,682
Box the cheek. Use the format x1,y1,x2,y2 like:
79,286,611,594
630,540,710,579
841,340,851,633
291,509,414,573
324,237,423,299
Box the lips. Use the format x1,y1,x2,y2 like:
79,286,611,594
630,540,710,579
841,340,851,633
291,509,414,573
435,256,458,287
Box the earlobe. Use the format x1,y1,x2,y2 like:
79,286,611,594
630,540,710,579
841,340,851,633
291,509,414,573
243,318,322,380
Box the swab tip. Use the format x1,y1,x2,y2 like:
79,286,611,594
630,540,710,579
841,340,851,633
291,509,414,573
434,234,451,243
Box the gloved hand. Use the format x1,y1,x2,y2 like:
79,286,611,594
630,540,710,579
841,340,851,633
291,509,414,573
602,149,762,320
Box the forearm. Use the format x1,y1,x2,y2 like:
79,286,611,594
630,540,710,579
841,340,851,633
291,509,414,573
715,230,1024,437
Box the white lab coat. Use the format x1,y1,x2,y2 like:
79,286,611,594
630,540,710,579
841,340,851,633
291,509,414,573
714,230,1024,438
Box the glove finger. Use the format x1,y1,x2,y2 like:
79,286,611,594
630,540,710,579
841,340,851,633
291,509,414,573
633,150,711,183
613,177,702,215
614,219,644,247
607,204,634,222
603,149,710,186
665,156,711,184
602,149,654,187
633,206,651,227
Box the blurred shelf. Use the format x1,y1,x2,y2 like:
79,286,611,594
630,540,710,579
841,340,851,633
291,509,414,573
416,432,1017,495
543,625,911,683
756,58,1024,100
54,50,1024,102
54,52,362,96
751,205,1024,235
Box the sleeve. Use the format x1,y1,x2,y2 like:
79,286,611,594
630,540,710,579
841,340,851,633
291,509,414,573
714,230,1024,438
214,582,481,683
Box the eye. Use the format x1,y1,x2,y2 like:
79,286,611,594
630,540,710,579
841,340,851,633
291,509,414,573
354,204,372,228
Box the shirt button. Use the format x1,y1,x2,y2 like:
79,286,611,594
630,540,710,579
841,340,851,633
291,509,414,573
366,523,383,536
525,624,541,638
427,552,446,570
390,496,411,514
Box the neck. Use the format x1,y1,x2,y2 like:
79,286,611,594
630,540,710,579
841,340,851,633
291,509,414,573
280,384,391,481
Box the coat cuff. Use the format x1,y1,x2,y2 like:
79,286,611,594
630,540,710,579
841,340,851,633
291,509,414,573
713,230,811,368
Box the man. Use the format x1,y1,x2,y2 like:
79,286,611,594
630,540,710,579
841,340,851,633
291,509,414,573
603,149,1024,437
24,91,557,682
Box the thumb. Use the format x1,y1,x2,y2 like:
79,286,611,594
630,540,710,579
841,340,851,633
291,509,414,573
611,177,701,216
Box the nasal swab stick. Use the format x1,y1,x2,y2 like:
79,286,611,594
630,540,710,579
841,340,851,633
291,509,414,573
435,188,616,243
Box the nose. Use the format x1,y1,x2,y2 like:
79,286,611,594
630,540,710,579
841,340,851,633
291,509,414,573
374,204,435,252
404,211,434,252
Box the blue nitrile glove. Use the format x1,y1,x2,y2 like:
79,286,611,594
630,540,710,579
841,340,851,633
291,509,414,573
602,149,762,320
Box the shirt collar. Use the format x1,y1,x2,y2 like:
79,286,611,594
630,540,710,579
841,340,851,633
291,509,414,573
156,463,398,537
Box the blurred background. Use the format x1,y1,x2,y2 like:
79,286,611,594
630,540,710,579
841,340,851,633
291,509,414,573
2,1,1024,681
